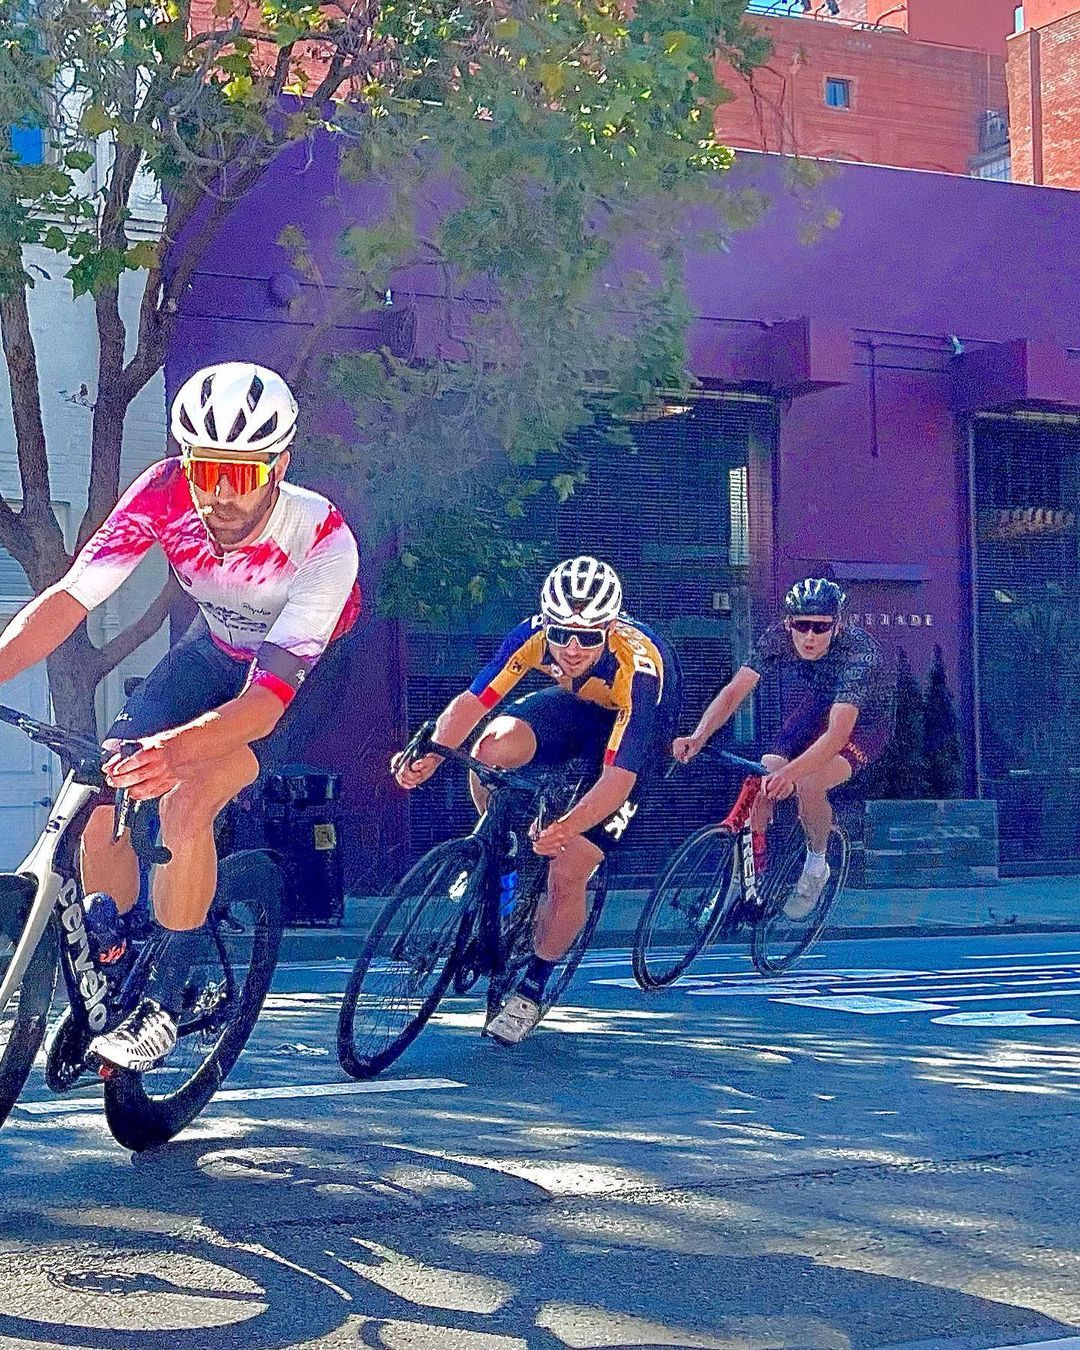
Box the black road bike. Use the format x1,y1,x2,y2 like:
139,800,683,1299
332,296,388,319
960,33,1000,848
633,748,850,986
0,705,284,1150
337,721,606,1078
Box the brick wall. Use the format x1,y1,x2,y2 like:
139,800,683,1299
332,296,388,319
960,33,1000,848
1008,10,1080,185
718,16,1007,174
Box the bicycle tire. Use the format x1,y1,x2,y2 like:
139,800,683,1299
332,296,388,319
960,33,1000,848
485,859,608,1027
337,837,483,1080
0,875,58,1130
750,820,850,975
102,850,284,1152
632,824,740,990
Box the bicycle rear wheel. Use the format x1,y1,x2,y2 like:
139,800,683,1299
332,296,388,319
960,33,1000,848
486,859,608,1026
0,875,57,1129
337,837,483,1080
750,819,850,974
102,850,284,1151
632,825,740,990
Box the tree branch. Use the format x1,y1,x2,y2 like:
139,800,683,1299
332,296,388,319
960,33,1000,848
0,284,54,521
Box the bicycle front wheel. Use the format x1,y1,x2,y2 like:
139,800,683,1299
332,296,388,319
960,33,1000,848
0,875,57,1130
632,825,740,990
750,820,850,975
102,850,284,1152
337,837,483,1080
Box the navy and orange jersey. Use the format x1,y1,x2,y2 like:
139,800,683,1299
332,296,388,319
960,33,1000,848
468,614,681,773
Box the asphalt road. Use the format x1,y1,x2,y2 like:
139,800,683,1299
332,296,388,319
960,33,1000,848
2,930,1080,1350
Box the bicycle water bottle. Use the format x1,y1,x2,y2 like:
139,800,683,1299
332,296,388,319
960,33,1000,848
82,892,129,970
498,869,519,918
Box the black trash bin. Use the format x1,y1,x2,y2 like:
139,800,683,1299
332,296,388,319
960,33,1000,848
263,766,344,927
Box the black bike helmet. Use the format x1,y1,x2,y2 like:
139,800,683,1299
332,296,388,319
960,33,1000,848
783,578,846,618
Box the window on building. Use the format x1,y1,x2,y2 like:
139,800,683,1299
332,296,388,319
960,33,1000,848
825,77,851,109
1014,4,1025,33
972,155,1012,182
9,126,44,164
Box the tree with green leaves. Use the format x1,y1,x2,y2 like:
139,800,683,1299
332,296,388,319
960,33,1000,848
0,0,775,724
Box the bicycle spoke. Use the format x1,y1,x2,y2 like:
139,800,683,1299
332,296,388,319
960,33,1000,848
339,839,481,1077
751,819,850,974
633,826,740,989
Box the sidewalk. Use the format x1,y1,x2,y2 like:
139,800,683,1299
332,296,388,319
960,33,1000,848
275,875,1080,963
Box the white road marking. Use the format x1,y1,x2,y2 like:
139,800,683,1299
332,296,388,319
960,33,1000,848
967,951,1080,961
15,1078,466,1116
932,1011,1080,1027
983,1339,1080,1349
774,996,950,1015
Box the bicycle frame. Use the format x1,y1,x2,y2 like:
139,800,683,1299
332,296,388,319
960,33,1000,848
721,774,767,914
0,772,98,1025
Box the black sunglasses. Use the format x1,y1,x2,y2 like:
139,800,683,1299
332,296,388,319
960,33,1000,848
545,624,607,650
789,618,837,636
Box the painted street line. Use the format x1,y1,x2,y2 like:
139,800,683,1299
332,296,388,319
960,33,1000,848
932,1011,1080,1027
595,958,1080,1024
776,996,951,1015
967,950,1080,961
15,1077,467,1116
983,1339,1080,1350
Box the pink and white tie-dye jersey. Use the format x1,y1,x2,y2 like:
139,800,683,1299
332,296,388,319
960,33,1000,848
63,459,361,706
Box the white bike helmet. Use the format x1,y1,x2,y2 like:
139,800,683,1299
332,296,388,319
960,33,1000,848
171,362,298,455
540,556,623,627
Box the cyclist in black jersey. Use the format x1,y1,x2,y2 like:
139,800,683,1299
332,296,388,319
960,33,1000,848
675,579,892,917
393,556,680,1045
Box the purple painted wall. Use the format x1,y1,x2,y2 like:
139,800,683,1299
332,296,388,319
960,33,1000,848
168,145,1080,878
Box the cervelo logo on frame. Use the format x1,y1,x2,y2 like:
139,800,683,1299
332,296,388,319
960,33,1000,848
58,877,110,1031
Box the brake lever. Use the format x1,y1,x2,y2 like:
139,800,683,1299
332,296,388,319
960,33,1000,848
112,740,141,843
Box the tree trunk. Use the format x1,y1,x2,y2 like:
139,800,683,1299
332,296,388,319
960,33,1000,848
46,627,102,735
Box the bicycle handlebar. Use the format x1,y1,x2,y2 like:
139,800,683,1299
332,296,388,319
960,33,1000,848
666,744,769,779
0,703,105,766
398,720,545,795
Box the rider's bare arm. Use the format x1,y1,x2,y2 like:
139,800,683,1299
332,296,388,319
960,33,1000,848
784,702,859,780
685,666,760,748
557,764,637,836
0,587,90,685
392,690,490,787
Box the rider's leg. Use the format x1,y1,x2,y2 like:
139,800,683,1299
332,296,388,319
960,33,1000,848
469,716,538,814
80,806,140,912
749,753,787,834
796,755,852,853
90,747,261,1065
784,756,851,919
153,746,261,930
533,837,603,959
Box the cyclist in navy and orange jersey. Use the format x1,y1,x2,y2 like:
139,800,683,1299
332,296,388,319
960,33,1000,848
393,556,681,1045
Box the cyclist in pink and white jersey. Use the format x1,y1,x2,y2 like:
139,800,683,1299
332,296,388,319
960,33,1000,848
0,362,360,1069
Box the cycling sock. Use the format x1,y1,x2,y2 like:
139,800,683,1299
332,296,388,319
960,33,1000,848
804,847,828,875
518,955,558,1003
143,923,211,1020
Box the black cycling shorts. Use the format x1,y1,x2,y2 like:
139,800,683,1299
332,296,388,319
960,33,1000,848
499,686,671,853
106,630,249,744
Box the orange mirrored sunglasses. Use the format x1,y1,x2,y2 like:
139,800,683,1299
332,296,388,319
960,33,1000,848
182,455,278,497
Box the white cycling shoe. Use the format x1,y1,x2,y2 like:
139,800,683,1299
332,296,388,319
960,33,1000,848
485,993,541,1047
90,998,178,1071
784,863,830,921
